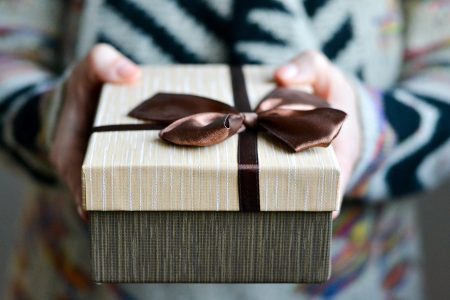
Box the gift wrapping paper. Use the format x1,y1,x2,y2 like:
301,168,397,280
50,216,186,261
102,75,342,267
82,65,341,212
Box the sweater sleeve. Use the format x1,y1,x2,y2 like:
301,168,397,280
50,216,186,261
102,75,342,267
0,1,77,185
347,0,450,201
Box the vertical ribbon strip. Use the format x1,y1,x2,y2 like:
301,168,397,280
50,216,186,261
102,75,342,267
91,66,261,211
91,66,347,212
229,66,260,212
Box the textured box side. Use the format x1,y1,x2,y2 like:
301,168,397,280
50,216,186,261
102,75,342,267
90,211,332,283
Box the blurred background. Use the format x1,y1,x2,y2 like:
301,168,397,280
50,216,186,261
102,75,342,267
0,169,449,299
1,1,450,299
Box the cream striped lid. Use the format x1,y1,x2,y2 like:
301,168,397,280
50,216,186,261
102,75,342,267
82,65,341,211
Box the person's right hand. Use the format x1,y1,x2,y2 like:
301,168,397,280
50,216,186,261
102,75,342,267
50,44,141,220
275,51,362,218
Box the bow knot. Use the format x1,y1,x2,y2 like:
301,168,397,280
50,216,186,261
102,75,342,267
241,112,258,128
128,88,347,152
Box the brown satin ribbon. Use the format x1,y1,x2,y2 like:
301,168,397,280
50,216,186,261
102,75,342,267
230,66,260,211
92,66,347,212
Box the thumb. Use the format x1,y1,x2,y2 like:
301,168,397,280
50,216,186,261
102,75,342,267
274,51,332,99
78,44,141,89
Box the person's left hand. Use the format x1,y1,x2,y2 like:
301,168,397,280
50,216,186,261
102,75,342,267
274,51,362,218
50,44,141,220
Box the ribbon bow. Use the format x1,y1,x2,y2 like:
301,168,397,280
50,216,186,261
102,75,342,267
128,88,346,152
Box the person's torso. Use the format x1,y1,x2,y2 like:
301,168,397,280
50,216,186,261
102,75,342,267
76,0,405,90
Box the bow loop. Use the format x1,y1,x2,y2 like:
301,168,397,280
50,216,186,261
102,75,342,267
159,112,243,147
241,112,258,128
256,88,329,112
257,107,347,152
128,93,237,124
128,88,346,152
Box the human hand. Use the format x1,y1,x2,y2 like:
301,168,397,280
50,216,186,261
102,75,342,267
274,51,362,218
50,44,141,220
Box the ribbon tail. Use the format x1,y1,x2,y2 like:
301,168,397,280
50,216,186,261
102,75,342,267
258,108,347,152
160,112,244,147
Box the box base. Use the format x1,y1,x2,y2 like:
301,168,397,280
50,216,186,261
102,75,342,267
90,211,331,283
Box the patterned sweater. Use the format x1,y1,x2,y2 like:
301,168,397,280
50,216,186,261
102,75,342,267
2,0,450,200
1,0,450,299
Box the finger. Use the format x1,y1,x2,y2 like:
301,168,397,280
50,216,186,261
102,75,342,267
78,44,141,89
274,51,331,99
77,205,89,223
332,211,340,219
66,176,89,222
74,188,88,222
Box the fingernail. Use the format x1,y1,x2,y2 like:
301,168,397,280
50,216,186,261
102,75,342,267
77,205,89,223
116,59,139,79
332,211,340,219
279,64,298,80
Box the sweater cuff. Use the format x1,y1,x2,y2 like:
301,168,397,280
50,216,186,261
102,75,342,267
40,66,73,153
0,60,58,183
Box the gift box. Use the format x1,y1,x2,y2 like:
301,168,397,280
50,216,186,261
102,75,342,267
83,65,344,283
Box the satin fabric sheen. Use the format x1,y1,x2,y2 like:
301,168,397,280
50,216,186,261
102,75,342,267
128,88,347,152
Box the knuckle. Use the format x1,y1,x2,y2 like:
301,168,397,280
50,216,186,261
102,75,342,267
303,51,328,68
86,43,113,67
302,50,319,58
90,43,113,57
80,43,118,85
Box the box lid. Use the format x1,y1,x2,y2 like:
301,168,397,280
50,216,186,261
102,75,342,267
82,65,341,212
